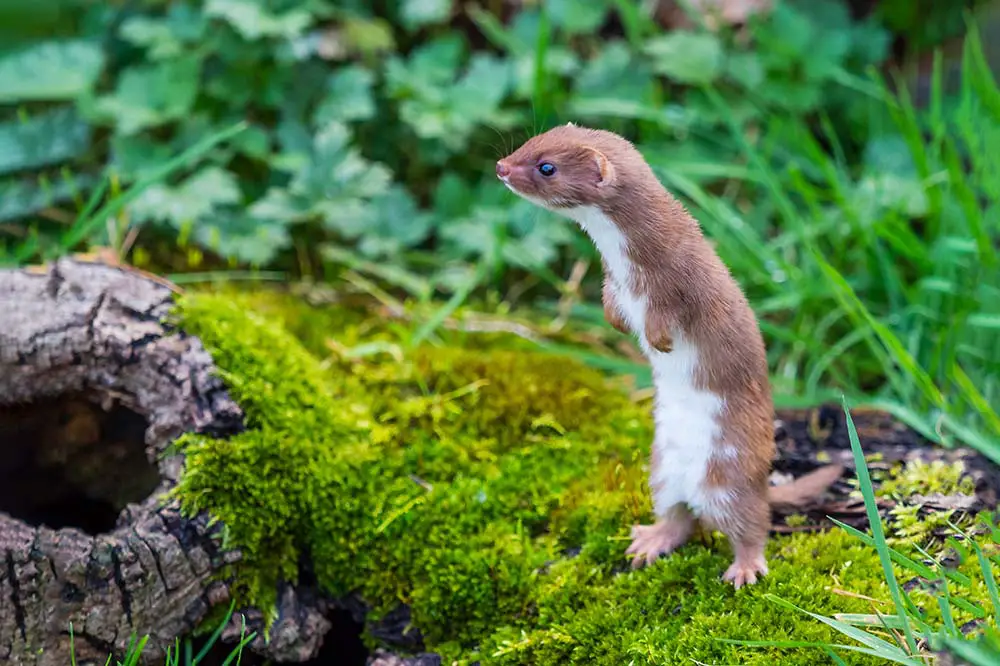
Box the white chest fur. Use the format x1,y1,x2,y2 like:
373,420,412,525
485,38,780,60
562,205,727,516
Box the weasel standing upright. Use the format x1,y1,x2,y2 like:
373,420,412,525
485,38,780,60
497,124,841,587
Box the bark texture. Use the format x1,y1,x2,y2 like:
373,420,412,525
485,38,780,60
0,258,244,665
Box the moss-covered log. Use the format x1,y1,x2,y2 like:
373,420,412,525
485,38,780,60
0,258,246,665
172,288,1000,666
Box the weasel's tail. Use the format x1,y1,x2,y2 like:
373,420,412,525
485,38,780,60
767,464,844,508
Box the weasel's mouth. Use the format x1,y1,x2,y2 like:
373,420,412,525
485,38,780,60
499,177,522,196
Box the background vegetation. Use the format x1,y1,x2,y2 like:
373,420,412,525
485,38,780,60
1,0,998,467
3,0,1000,663
3,0,997,446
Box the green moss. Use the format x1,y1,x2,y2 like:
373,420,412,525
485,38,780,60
170,288,1000,664
846,458,981,547
879,459,976,498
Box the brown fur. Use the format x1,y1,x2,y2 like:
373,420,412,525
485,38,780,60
498,124,841,584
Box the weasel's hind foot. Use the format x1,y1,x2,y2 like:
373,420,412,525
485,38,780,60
625,516,694,569
722,552,768,589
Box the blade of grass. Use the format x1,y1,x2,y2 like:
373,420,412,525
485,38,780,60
608,0,654,48
824,646,849,666
951,364,1000,439
466,5,525,53
962,14,1000,123
819,255,946,409
192,600,236,664
951,518,1000,626
166,270,289,285
829,518,972,587
530,3,552,127
322,245,432,301
716,637,917,664
841,395,919,654
939,633,1000,666
409,264,485,348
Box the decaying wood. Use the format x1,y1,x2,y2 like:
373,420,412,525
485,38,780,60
0,258,245,665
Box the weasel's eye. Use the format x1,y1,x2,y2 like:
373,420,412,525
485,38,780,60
537,162,557,177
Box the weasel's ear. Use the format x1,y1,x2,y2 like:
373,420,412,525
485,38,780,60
585,147,615,188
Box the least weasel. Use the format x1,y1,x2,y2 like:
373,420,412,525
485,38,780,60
497,123,843,587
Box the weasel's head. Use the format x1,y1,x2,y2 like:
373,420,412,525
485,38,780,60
496,123,634,210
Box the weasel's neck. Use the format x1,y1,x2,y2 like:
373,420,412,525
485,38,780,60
562,196,696,291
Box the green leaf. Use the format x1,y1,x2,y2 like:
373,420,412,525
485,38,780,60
194,213,291,266
229,124,272,160
324,185,433,258
573,41,654,103
450,54,512,118
257,122,393,231
313,65,376,125
801,29,852,81
644,31,723,85
89,56,202,135
389,43,513,152
849,18,892,65
432,173,475,219
401,0,452,30
754,2,816,62
205,0,314,40
60,121,247,251
0,40,104,103
440,198,573,269
546,0,609,35
110,135,178,181
0,107,91,176
0,174,94,223
339,16,397,57
292,122,392,202
726,52,766,89
120,17,185,58
385,35,466,95
119,5,207,60
129,166,242,228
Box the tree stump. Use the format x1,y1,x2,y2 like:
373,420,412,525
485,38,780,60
0,258,245,665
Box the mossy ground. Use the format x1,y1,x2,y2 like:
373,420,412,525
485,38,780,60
170,287,1000,665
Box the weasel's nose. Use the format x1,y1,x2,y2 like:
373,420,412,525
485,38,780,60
496,160,510,178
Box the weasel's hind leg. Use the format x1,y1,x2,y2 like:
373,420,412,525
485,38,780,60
705,494,770,588
625,504,695,569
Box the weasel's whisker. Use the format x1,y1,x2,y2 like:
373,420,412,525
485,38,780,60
486,124,510,157
473,135,505,159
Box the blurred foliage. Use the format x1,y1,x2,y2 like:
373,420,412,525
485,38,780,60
0,0,896,275
0,0,998,449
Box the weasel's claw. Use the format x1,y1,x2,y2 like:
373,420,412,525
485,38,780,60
722,558,769,589
625,521,693,569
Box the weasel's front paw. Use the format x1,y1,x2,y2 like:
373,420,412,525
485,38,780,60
602,283,630,334
647,329,673,353
625,520,692,568
604,305,630,334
